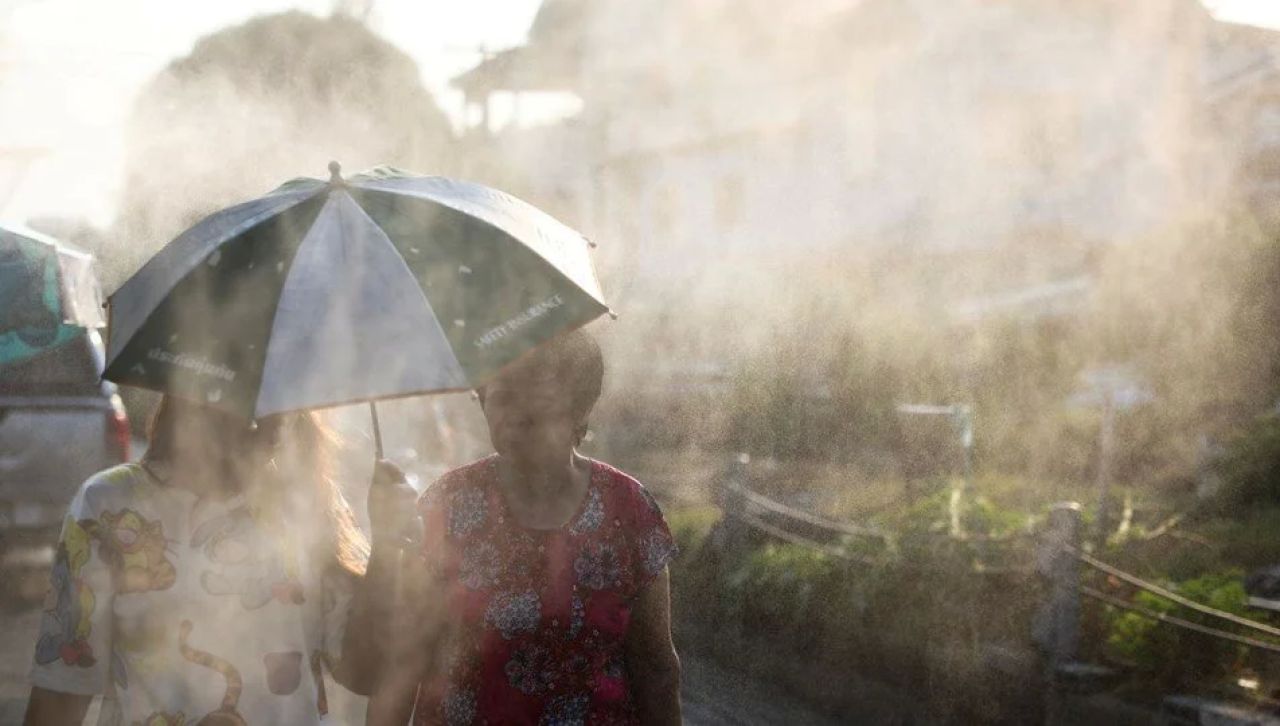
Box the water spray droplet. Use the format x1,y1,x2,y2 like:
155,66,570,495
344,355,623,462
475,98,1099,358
207,251,222,267
168,333,178,343
458,265,472,274
276,261,285,273
207,388,223,403
409,247,421,255
454,319,466,328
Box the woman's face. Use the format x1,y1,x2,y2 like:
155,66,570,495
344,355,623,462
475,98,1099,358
480,365,580,467
167,399,286,476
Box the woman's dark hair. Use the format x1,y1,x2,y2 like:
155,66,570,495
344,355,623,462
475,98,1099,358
480,328,604,440
550,329,605,427
143,396,369,575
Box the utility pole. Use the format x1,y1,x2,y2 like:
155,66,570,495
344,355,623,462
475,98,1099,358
1095,393,1116,548
897,403,974,537
1071,365,1150,548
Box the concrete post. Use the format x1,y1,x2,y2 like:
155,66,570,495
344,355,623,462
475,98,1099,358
1095,398,1115,547
1046,502,1081,663
1035,501,1082,724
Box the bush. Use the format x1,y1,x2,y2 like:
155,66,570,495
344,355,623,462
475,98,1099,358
1103,570,1251,689
1215,415,1280,509
724,543,841,633
666,505,722,554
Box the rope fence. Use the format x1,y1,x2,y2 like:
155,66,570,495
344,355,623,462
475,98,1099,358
718,476,1044,576
1074,548,1280,640
1080,585,1280,655
725,507,881,565
705,454,1280,716
712,457,1280,671
717,470,1048,574
723,477,888,541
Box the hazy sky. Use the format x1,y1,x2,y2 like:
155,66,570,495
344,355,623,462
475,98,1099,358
1205,0,1280,28
0,0,542,225
1,0,1278,226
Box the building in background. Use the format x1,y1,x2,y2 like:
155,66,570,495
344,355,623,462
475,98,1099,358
1204,18,1280,226
455,0,1246,313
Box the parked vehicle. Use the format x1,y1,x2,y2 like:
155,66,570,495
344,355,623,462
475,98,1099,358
0,329,130,553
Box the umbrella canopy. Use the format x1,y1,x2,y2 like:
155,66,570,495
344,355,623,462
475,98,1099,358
0,224,105,367
103,164,609,420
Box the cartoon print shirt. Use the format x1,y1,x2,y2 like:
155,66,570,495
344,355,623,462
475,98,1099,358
411,457,678,726
28,463,356,726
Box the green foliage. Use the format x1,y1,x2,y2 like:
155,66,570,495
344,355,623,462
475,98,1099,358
875,482,1030,543
723,543,841,633
1215,415,1280,509
1214,508,1280,570
666,505,722,554
1103,571,1251,687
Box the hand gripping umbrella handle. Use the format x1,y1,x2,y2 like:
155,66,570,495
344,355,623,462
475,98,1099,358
369,401,384,460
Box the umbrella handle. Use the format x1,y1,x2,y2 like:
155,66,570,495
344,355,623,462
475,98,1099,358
369,401,384,460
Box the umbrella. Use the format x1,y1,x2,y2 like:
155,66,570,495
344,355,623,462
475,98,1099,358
0,224,105,367
103,164,610,453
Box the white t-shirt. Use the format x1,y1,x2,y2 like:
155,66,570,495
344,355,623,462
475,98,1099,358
29,463,357,725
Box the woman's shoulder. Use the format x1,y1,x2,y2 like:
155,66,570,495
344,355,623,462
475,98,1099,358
73,463,154,515
591,460,664,517
417,455,494,509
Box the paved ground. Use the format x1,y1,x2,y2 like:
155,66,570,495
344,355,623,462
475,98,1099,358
0,553,840,726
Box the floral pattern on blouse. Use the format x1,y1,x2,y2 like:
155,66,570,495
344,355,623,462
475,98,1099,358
412,457,678,726
448,487,488,538
573,543,622,591
485,590,542,640
443,688,478,726
458,540,502,590
541,692,590,726
568,487,605,536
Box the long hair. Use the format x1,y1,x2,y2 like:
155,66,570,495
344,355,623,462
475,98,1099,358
143,396,369,576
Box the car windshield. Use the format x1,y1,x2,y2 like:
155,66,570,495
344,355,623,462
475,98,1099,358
0,332,102,396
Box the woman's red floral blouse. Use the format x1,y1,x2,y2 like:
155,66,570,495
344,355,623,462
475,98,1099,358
412,456,678,726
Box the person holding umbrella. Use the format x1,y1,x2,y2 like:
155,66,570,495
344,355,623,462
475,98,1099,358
365,329,683,726
23,396,377,725
30,162,641,724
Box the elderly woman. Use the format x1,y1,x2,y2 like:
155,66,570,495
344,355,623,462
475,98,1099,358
367,329,682,726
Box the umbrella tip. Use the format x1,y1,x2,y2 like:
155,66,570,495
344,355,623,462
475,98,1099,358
328,161,343,184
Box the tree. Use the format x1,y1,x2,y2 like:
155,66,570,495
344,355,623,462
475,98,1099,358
109,11,455,288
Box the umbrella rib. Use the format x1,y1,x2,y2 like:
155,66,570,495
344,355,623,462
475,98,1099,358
105,188,325,365
253,190,467,417
350,181,606,306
